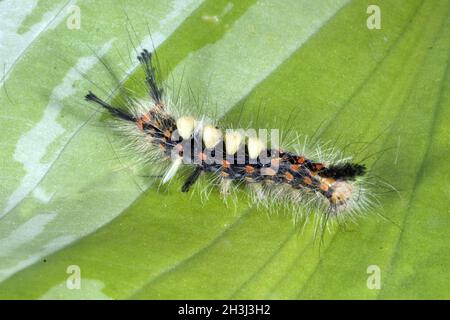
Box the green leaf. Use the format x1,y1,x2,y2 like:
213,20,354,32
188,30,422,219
1,0,449,299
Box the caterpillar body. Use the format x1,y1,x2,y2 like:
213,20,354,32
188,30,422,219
85,49,370,225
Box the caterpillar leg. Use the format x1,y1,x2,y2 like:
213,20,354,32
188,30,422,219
182,167,203,192
137,49,164,104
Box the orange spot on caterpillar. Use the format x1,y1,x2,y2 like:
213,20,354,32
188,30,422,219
320,183,329,192
222,160,231,168
303,177,312,185
271,158,280,166
141,113,151,123
314,163,324,171
199,152,207,161
285,171,294,181
290,164,299,171
297,156,305,164
245,165,255,174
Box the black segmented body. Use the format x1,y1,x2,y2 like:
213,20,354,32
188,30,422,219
85,49,366,204
132,107,364,200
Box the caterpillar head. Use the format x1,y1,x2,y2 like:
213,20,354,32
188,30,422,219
329,180,355,210
325,176,370,216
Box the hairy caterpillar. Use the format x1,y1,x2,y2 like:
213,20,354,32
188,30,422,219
85,48,371,226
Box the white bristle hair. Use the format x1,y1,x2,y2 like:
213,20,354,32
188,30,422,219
162,156,183,184
247,136,265,159
202,124,222,149
225,131,243,155
176,116,197,140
